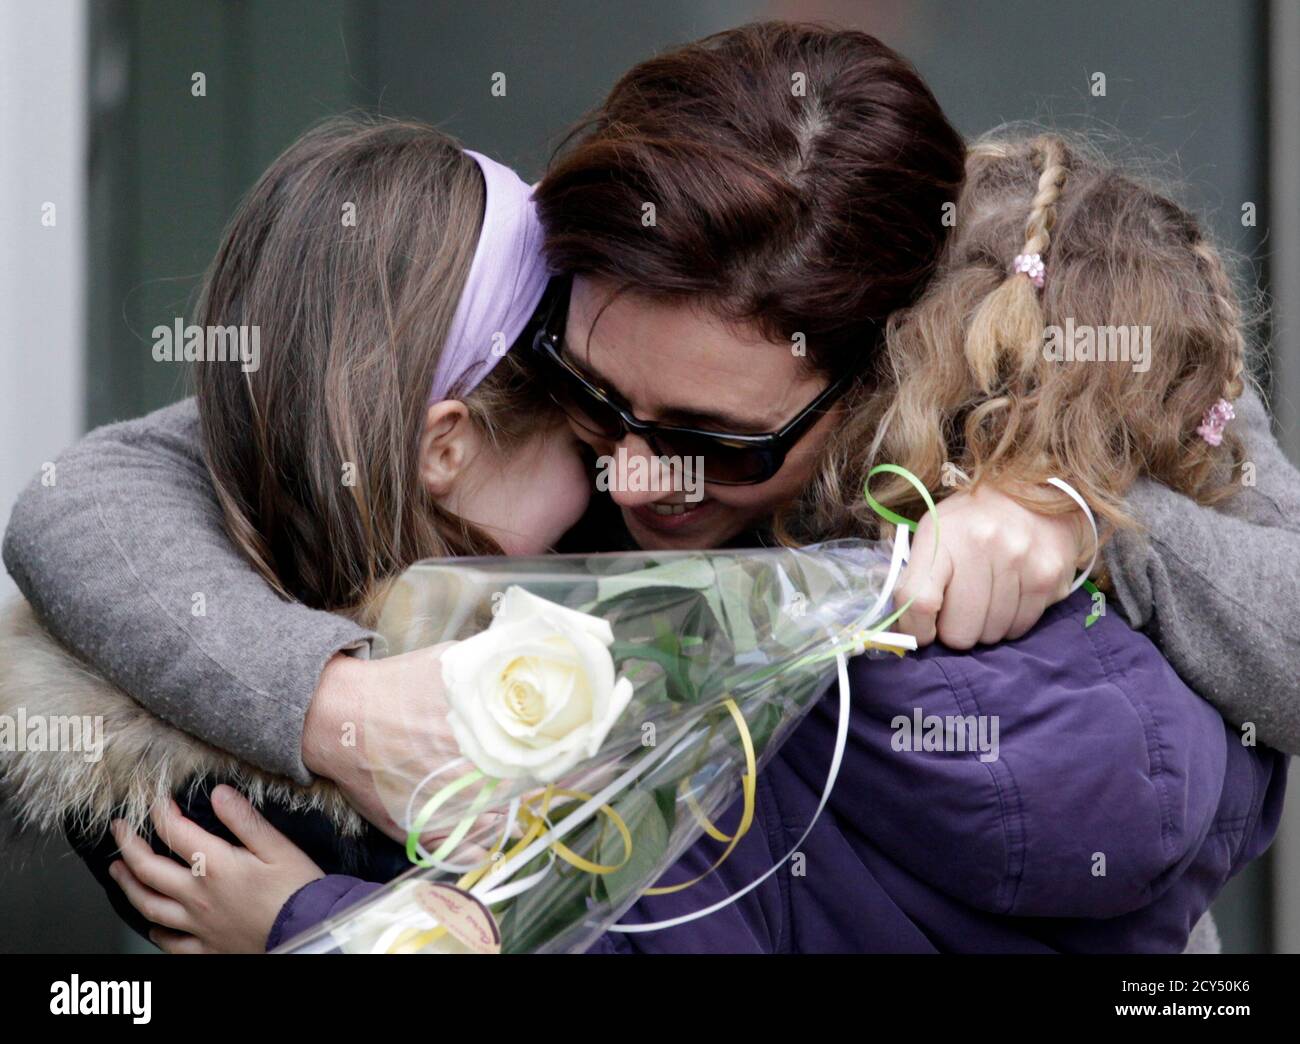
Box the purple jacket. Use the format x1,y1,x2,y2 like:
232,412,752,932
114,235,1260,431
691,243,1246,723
267,592,1286,953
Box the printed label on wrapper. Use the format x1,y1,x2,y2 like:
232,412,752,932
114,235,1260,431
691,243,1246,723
415,882,502,954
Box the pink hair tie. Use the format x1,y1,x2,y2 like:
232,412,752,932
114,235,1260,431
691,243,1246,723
1012,252,1045,289
1196,398,1236,446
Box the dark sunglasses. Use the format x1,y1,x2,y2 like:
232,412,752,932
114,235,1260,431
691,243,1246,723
529,277,856,485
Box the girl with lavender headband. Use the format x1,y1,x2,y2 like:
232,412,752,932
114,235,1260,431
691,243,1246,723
1,117,596,945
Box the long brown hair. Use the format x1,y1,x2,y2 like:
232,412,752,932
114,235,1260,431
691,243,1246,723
194,117,555,614
534,22,966,380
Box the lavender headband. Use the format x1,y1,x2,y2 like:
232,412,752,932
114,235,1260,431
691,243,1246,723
428,150,549,402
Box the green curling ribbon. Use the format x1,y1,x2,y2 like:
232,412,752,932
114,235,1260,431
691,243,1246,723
1082,579,1103,628
405,769,499,867
863,462,941,562
845,462,944,649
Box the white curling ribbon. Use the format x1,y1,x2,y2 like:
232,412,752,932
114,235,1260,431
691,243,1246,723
852,523,916,654
605,524,913,934
608,644,854,934
1045,477,1099,594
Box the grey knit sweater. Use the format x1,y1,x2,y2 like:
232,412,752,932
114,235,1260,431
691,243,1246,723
4,390,1299,784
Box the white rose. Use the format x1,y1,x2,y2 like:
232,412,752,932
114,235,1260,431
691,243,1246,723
440,586,634,782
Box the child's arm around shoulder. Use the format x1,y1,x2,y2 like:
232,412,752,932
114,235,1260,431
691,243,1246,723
1,398,375,782
1104,386,1300,753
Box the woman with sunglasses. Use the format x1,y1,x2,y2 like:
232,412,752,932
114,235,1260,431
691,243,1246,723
2,24,1295,952
532,277,856,491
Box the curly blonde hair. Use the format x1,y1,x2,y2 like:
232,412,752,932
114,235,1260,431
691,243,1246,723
785,131,1254,545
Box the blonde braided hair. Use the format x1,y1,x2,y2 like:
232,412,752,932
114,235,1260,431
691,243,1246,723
778,130,1254,547
965,136,1068,392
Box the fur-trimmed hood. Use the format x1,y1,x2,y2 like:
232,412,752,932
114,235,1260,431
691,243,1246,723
0,597,363,838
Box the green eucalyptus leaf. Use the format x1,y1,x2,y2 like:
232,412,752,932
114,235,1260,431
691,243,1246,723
653,783,679,831
597,789,670,905
610,640,700,703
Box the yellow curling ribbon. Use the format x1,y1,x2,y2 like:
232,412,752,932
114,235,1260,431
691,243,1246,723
389,923,449,953
518,786,635,875
675,712,738,843
391,785,633,953
645,697,757,896
856,636,908,657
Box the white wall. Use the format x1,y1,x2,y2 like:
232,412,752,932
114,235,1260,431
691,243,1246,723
0,0,87,600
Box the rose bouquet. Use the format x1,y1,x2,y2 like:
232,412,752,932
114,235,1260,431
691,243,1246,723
275,538,910,954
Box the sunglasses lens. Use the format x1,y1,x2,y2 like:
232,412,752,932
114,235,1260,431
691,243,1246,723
548,375,624,440
653,430,777,485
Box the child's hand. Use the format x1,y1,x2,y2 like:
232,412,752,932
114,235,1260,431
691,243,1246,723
108,784,324,954
894,482,1088,648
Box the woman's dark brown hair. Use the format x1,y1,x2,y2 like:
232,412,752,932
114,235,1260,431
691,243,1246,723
194,117,554,614
534,21,967,378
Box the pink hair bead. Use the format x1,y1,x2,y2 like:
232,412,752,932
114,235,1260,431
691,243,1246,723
1012,252,1045,288
1196,398,1236,446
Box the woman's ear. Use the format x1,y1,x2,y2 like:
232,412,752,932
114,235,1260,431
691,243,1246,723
418,400,478,497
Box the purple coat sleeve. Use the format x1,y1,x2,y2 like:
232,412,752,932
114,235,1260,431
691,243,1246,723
266,875,383,952
830,604,1233,919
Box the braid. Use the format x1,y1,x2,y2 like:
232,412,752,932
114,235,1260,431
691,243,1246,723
1191,238,1247,399
963,136,1069,393
1020,137,1068,256
855,128,1258,547
1179,236,1250,499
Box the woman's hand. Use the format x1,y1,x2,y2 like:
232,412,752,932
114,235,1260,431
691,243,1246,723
303,643,467,844
108,785,324,954
893,482,1090,648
